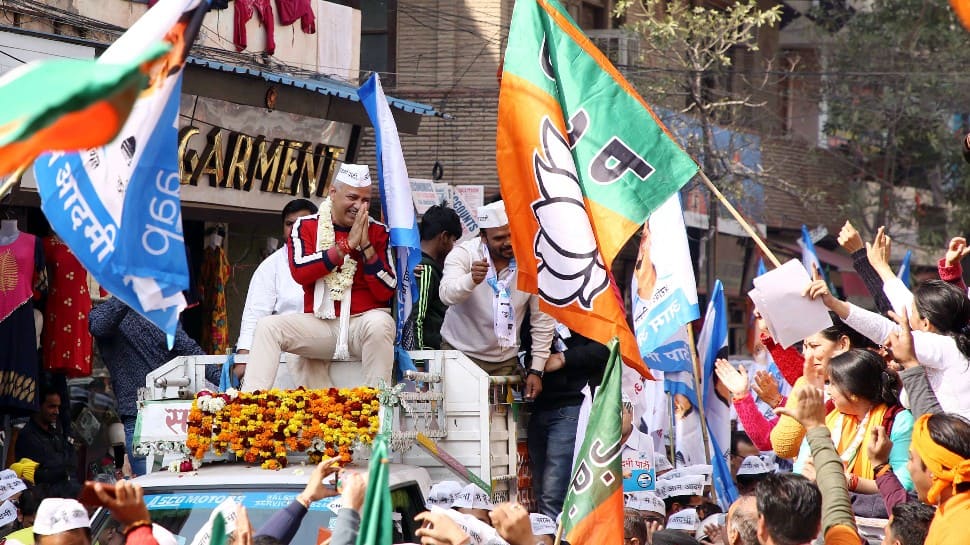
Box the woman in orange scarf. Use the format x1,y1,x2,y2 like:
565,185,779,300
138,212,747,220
909,413,970,545
793,349,914,495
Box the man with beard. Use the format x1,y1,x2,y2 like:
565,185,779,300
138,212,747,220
439,200,554,400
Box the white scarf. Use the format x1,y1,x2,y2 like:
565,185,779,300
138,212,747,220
483,242,516,349
313,198,358,359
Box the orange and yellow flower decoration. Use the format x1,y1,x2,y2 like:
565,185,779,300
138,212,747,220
186,387,381,470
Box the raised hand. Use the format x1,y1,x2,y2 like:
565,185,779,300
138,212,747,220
886,307,919,369
470,259,489,284
866,425,893,467
94,480,151,528
865,226,894,279
753,371,782,408
945,237,970,267
838,221,864,253
489,503,536,545
714,359,748,400
774,384,827,431
298,457,341,506
414,511,471,545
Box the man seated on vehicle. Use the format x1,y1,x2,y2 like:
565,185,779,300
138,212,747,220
235,198,318,357
237,164,397,391
438,200,554,400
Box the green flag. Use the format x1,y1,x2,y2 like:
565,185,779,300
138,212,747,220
561,339,623,544
355,435,393,545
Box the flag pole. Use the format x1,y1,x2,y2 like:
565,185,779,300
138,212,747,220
553,522,565,545
685,322,718,506
696,170,781,268
667,397,676,465
0,164,26,201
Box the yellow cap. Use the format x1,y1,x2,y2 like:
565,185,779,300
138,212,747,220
10,458,38,484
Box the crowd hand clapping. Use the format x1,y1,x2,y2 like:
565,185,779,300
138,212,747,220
885,307,920,370
714,359,749,401
414,511,472,545
838,221,864,253
752,371,782,408
490,503,539,545
945,237,970,267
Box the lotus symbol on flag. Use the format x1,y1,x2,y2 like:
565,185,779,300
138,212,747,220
532,117,609,309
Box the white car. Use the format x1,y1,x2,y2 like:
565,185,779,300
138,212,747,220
88,463,432,544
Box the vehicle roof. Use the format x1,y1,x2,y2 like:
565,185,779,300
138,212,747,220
134,462,432,498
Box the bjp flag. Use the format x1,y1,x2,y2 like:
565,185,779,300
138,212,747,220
496,0,698,378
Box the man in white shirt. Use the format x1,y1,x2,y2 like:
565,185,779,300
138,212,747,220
236,198,317,356
439,200,554,400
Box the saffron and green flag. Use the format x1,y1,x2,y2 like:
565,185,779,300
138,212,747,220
561,338,624,544
0,47,167,179
496,0,698,378
355,434,392,545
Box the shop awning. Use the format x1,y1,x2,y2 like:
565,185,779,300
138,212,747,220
184,57,437,134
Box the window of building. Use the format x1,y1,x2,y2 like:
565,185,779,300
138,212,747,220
360,0,396,82
325,0,396,82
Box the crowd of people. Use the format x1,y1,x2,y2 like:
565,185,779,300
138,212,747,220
6,158,970,545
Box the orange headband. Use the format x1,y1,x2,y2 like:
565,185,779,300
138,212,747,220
912,413,970,504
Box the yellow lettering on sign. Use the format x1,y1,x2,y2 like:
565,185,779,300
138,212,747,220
178,126,200,185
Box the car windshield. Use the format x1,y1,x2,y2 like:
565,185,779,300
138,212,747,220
90,485,424,545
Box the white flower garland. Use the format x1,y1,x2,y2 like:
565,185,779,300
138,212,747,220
317,197,358,299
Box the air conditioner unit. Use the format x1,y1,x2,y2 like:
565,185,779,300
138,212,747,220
585,30,641,67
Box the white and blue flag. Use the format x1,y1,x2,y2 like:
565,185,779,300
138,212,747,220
33,0,209,341
697,280,739,508
798,224,827,283
898,249,912,287
359,73,421,374
631,193,700,360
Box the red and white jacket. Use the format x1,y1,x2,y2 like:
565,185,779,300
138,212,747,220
287,214,396,316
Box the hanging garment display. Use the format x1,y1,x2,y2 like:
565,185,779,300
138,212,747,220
200,243,230,354
0,232,47,415
42,236,93,377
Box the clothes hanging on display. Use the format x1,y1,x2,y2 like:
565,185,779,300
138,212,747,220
42,236,93,378
0,231,47,415
234,0,276,54
275,0,315,34
200,244,230,354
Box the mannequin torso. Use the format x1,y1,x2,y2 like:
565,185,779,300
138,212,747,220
0,219,19,246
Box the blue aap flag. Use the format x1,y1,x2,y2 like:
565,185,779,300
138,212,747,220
34,69,189,339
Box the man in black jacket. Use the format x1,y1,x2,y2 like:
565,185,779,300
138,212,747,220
527,330,607,518
14,387,79,498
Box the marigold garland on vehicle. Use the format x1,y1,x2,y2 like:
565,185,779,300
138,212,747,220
186,386,381,470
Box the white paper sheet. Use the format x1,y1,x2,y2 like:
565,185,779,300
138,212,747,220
750,259,833,348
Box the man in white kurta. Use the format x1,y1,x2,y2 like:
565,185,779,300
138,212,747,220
438,200,554,400
236,198,317,388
